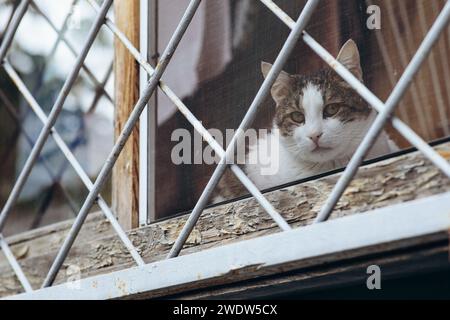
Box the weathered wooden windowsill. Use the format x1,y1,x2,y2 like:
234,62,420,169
1,142,450,298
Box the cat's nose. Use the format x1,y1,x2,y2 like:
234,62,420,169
308,132,323,145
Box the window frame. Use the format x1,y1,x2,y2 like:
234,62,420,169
132,0,450,264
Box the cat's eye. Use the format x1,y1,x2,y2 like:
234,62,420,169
290,111,305,123
323,104,342,118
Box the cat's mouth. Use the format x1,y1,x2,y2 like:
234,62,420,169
311,146,333,153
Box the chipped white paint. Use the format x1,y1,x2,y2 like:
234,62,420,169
7,192,450,300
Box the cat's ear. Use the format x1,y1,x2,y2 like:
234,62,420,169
336,39,363,82
261,61,293,105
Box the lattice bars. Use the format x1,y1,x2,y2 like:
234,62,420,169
0,0,449,295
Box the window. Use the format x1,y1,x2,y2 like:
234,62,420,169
139,0,450,222
1,0,450,298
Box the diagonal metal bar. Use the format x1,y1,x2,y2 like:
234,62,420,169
167,0,321,259
30,0,113,104
0,0,31,62
304,33,450,178
42,0,202,288
0,0,113,232
87,0,290,233
260,0,450,179
2,60,145,267
0,234,33,292
29,0,79,96
417,0,449,136
164,88,291,231
431,0,450,131
0,89,79,218
87,61,113,113
86,0,151,76
367,0,411,126
35,0,79,65
1,0,20,40
315,0,450,223
385,0,433,137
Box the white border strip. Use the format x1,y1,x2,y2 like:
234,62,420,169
138,0,149,226
8,192,450,300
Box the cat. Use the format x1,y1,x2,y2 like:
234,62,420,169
214,39,398,202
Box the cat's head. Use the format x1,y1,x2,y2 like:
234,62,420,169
262,39,372,164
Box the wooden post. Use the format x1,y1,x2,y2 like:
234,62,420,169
113,0,140,230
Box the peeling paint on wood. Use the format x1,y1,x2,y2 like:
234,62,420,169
1,143,450,297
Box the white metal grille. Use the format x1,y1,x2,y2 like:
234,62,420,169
0,0,450,296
